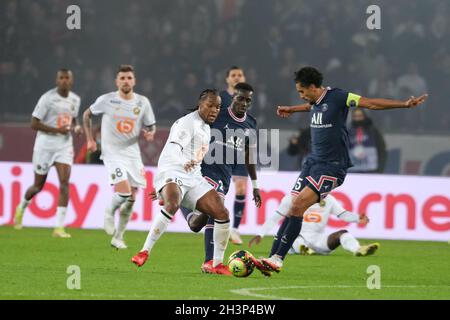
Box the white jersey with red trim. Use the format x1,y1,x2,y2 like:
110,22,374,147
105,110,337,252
301,194,352,234
32,88,80,151
89,91,155,161
157,110,210,176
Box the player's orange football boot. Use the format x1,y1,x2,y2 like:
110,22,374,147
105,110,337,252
131,250,149,267
211,263,232,276
201,260,214,273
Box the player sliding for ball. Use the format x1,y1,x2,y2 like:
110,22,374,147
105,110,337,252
132,89,232,275
257,66,428,274
249,194,379,257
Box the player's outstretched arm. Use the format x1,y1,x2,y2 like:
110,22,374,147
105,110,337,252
82,108,97,152
31,116,70,135
358,94,428,110
277,103,312,118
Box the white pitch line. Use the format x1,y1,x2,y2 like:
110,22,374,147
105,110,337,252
230,285,450,300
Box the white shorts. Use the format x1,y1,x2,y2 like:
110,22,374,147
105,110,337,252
154,170,213,211
300,232,332,255
103,158,147,188
32,146,74,175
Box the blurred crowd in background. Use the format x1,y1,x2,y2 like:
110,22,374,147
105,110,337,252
1,0,449,133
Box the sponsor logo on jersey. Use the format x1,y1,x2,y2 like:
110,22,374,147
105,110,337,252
110,100,121,104
311,112,323,125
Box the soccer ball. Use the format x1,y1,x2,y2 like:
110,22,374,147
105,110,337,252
227,250,255,277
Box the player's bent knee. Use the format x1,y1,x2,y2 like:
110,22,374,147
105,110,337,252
163,202,180,215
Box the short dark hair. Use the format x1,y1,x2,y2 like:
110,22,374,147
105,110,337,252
58,68,71,73
294,67,323,87
226,66,242,78
117,64,135,74
235,82,254,93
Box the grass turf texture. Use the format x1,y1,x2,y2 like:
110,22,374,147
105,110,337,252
1,226,449,300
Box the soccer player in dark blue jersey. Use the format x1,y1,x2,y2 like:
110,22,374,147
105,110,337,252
181,82,263,274
260,66,428,273
219,66,250,245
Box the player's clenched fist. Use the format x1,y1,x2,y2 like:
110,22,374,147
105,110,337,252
87,139,97,152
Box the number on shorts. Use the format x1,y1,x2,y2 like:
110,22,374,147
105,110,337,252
115,168,123,178
294,177,303,191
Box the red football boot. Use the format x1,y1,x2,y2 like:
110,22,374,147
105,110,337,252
211,263,232,276
249,256,272,277
131,250,149,267
201,260,214,274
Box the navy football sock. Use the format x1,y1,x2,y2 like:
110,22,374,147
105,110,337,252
233,195,246,229
275,216,303,260
179,206,191,221
270,217,290,256
204,216,215,262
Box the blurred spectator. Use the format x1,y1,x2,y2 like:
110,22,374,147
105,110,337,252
348,109,386,174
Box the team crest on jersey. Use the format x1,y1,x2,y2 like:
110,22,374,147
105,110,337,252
320,104,328,112
133,107,141,115
319,199,326,207
111,173,116,180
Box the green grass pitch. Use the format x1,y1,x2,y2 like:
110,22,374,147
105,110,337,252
0,226,449,300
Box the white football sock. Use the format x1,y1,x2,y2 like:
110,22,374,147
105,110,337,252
340,232,360,253
115,199,134,240
55,206,67,228
292,236,306,254
213,219,230,267
19,198,31,210
142,209,173,252
109,193,130,215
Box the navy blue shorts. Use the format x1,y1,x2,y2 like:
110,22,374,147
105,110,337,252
291,158,347,200
232,164,248,177
202,171,231,196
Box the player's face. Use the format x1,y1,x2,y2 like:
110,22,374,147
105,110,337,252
296,82,319,103
232,90,253,115
116,71,136,94
198,95,221,124
56,71,73,91
226,69,245,88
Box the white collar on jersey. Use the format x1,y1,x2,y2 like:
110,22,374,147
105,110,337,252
315,86,331,105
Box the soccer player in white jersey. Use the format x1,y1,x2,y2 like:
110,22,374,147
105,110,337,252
249,194,379,256
132,89,233,275
14,69,82,237
83,65,156,249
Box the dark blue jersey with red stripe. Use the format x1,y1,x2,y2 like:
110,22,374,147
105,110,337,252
308,87,357,168
202,107,257,183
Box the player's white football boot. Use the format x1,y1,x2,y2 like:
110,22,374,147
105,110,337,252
13,205,24,230
111,237,127,249
104,208,115,235
230,228,243,245
52,227,71,238
355,243,380,256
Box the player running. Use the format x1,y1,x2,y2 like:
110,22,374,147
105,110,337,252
83,65,156,249
219,66,249,245
179,83,263,274
131,89,233,275
259,66,428,273
14,69,82,237
249,194,379,256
